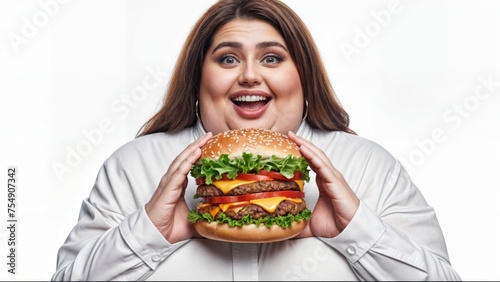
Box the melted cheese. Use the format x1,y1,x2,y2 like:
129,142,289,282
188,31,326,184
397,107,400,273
294,180,304,191
250,197,304,213
208,178,305,214
209,206,220,218
219,201,249,212
209,197,304,214
212,179,303,194
212,180,258,194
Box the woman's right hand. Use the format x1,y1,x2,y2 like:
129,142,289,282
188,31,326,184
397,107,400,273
145,132,213,243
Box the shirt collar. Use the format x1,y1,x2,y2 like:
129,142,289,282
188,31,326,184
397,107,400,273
192,120,207,140
296,120,313,141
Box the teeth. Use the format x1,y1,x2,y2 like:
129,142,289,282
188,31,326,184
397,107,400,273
233,95,268,102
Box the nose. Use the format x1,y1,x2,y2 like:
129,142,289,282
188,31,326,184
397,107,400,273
238,61,262,86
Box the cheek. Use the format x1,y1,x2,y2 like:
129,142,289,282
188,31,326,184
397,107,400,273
200,65,234,99
272,67,302,98
200,69,217,98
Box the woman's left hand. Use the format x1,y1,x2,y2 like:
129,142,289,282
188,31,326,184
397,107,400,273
288,131,360,238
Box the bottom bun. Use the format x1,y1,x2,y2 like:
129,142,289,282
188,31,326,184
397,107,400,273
193,220,307,243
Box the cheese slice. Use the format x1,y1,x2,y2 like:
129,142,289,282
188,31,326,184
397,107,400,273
212,179,304,194
250,197,304,213
212,180,258,194
198,202,213,209
209,177,305,214
209,206,221,218
294,180,304,192
219,201,249,212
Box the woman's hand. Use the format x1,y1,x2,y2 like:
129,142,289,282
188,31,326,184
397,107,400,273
288,131,360,238
145,132,213,243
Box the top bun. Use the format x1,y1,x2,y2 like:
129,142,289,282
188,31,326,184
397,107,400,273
201,128,301,160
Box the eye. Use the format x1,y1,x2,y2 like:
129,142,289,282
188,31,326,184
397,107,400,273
218,54,239,65
262,54,284,65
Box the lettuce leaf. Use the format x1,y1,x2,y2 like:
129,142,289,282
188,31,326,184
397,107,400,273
187,209,312,229
190,152,310,184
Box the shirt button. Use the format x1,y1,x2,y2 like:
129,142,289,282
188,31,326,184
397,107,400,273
347,246,356,255
151,253,161,262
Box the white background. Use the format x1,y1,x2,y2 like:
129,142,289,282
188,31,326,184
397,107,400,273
1,0,499,280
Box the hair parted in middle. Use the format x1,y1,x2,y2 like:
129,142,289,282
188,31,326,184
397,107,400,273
138,0,354,136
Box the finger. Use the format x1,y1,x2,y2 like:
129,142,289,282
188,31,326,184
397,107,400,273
174,132,212,165
151,148,202,208
176,146,203,180
152,132,213,202
288,131,336,172
160,145,203,192
299,144,339,184
166,132,213,177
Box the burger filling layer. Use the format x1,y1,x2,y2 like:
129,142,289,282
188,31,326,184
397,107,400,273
197,199,306,220
197,180,301,197
196,180,307,221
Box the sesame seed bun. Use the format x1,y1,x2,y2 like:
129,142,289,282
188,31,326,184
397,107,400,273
189,127,311,243
200,128,301,160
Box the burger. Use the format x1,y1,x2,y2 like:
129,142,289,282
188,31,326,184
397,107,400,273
188,128,311,243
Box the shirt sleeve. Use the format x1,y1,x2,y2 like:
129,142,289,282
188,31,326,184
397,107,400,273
52,160,189,281
319,160,461,281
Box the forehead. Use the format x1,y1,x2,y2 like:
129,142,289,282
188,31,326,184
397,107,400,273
211,19,285,45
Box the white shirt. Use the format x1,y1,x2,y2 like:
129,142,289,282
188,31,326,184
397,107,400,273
52,121,461,281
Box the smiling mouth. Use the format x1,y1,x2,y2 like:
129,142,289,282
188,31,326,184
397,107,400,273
231,95,270,111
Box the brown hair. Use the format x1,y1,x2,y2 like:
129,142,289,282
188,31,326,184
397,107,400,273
138,0,354,136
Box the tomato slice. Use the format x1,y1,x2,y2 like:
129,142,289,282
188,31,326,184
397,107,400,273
201,191,305,204
196,175,227,185
195,173,273,185
235,173,273,181
258,170,303,181
195,170,302,185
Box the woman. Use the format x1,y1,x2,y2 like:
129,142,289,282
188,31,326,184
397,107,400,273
52,0,461,280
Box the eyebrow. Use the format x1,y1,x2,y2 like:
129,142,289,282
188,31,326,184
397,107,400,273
211,41,288,54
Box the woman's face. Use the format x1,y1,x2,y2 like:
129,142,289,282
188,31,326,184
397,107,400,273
199,19,303,135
